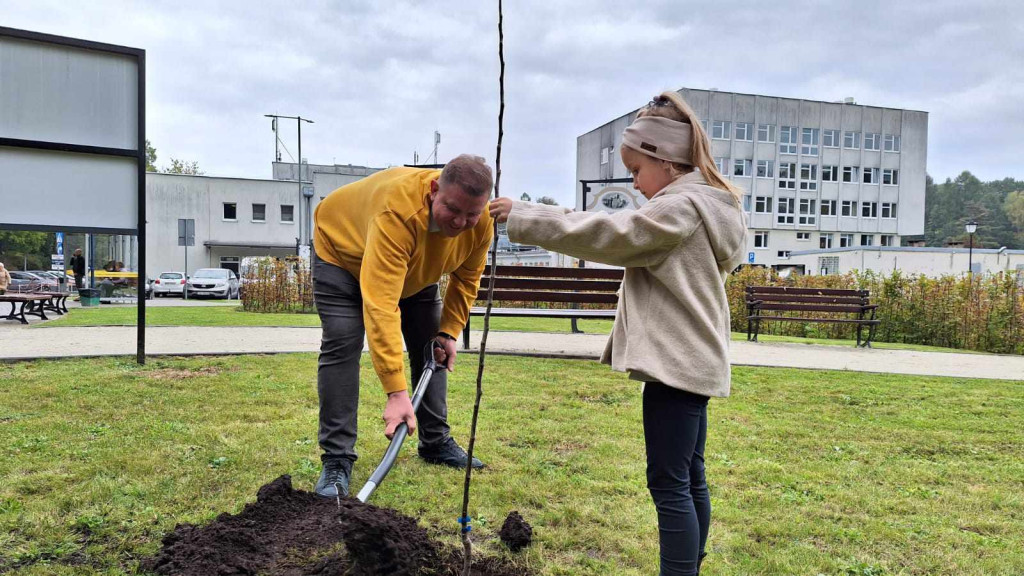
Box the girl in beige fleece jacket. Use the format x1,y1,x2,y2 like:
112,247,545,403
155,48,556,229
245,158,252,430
491,92,747,575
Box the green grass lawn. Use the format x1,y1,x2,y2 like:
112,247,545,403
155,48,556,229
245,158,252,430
41,306,980,355
1,354,1021,575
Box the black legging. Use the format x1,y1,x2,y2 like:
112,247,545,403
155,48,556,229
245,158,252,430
643,382,710,576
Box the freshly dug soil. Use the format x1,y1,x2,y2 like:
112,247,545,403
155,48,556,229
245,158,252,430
498,511,533,552
142,475,528,576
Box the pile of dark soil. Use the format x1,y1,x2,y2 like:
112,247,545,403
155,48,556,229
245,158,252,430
142,475,528,576
498,511,532,552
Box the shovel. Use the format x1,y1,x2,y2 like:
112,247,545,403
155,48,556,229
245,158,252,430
356,340,443,503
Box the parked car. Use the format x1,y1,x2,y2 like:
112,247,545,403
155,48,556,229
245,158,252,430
10,271,58,292
29,270,66,290
186,268,239,299
153,271,187,297
8,271,42,293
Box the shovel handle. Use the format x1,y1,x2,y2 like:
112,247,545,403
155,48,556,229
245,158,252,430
356,340,444,503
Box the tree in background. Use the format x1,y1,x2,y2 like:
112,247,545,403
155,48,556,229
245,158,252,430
164,158,204,175
924,171,1023,249
0,231,56,270
520,193,531,202
145,139,158,172
1004,191,1024,246
536,196,558,206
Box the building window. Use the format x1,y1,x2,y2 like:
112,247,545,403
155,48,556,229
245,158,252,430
735,122,753,141
864,133,881,151
777,250,791,258
799,198,817,225
700,119,708,133
861,234,874,246
797,232,811,241
755,196,773,214
756,160,775,178
882,169,900,185
881,203,897,219
820,233,834,249
842,166,859,183
779,126,798,154
822,165,839,182
757,124,776,143
821,200,837,216
281,204,295,223
884,134,901,152
742,195,752,212
778,162,797,189
819,255,840,275
600,146,610,165
712,121,731,140
840,233,854,248
252,203,266,222
223,202,237,221
880,234,895,247
714,157,729,174
799,163,818,191
777,197,795,225
862,202,878,218
754,231,769,248
733,159,752,177
841,200,858,217
801,128,820,156
843,131,861,149
823,129,840,148
862,167,879,184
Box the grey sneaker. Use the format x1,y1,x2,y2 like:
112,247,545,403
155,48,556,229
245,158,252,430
418,437,484,469
314,458,351,498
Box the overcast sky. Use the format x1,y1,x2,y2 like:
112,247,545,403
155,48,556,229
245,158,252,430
3,0,1022,205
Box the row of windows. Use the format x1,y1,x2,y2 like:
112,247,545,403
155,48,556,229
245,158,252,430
753,231,896,251
705,121,902,153
745,198,898,224
223,202,295,223
718,158,900,186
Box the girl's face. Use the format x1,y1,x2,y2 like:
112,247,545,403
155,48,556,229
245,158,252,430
620,146,676,200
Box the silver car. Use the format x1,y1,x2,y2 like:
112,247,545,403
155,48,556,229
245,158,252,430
186,268,239,299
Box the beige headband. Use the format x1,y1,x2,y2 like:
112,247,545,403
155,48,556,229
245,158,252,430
622,116,693,165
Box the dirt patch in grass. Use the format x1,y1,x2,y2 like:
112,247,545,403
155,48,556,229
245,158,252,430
143,475,529,576
146,367,222,380
498,511,533,552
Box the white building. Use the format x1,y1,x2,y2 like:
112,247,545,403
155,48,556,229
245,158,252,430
787,246,1024,277
145,162,383,277
576,88,929,269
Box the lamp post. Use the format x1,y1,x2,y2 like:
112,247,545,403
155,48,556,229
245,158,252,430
965,220,977,276
265,114,314,252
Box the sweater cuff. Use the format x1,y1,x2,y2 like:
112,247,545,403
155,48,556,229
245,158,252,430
379,370,407,394
439,319,464,340
506,200,533,243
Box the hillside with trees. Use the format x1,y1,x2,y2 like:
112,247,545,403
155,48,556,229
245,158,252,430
924,171,1024,249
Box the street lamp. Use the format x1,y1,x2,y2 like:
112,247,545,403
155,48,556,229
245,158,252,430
965,220,977,276
265,114,314,254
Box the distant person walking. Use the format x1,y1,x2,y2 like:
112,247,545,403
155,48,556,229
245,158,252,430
70,249,86,292
0,262,11,295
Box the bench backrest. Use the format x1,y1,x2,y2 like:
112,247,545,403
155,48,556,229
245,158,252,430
745,285,871,314
474,265,622,305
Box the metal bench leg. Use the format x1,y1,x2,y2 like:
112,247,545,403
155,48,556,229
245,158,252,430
571,317,582,334
16,301,29,325
463,321,471,350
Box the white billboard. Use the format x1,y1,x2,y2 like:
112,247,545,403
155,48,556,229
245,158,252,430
0,27,144,234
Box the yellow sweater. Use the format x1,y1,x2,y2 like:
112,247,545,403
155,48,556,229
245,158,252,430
313,167,493,393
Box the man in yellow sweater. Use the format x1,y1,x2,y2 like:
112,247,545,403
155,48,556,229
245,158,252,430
311,154,493,498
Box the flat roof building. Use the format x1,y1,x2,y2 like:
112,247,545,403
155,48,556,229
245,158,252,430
576,88,928,268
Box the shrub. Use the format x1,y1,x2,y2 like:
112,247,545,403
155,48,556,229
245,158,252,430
240,257,314,314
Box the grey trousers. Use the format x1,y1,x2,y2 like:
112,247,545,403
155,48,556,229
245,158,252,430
313,252,450,464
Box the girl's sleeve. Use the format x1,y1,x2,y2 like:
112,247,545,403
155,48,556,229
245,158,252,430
506,198,701,268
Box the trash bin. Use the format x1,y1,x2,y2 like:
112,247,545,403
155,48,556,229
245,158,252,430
79,288,100,307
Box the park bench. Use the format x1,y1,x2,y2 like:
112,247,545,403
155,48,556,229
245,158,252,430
462,265,622,349
0,294,53,324
745,286,880,347
27,291,70,315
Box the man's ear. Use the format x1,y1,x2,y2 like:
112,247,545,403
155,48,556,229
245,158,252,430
430,180,439,194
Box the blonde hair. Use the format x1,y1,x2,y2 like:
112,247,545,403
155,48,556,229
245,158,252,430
637,91,743,205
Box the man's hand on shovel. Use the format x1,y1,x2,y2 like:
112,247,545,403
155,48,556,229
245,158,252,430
434,332,457,372
383,390,416,440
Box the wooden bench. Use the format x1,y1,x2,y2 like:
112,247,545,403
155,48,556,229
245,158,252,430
27,291,70,315
745,286,880,347
0,294,54,324
462,265,622,349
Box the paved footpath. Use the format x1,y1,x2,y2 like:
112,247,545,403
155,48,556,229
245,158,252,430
1,324,1022,381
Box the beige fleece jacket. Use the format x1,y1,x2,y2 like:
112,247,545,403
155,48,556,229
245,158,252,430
507,170,748,397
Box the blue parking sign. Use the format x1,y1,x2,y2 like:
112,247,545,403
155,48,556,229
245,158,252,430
56,232,64,256
748,251,755,264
